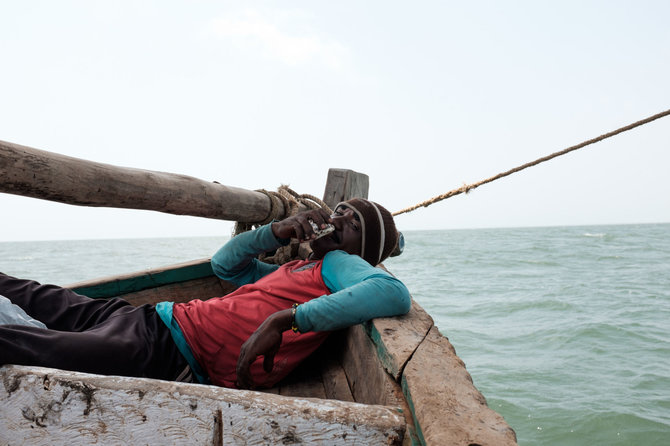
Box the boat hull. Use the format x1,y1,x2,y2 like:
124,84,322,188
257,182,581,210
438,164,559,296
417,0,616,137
1,259,517,445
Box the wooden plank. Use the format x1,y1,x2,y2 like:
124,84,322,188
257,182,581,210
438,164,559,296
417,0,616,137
265,333,354,402
278,354,327,399
1,365,405,445
258,387,280,395
322,168,369,210
306,333,354,402
115,276,228,306
340,325,421,445
320,358,354,403
341,325,402,407
0,139,288,222
66,258,216,298
278,376,327,400
65,258,241,306
364,299,434,380
401,326,518,446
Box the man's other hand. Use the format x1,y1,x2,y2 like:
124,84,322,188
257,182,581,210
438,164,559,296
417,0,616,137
235,308,292,389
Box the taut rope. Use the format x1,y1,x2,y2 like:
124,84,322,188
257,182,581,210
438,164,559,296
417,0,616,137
393,109,670,216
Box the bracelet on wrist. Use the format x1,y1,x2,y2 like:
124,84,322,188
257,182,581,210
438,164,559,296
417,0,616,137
290,303,300,333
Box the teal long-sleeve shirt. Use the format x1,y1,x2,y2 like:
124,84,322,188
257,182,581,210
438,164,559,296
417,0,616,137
211,224,411,332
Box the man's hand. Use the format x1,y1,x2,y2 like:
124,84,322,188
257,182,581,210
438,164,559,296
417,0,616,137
236,309,293,389
271,208,332,242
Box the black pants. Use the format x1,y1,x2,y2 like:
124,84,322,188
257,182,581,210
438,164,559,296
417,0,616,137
0,272,188,381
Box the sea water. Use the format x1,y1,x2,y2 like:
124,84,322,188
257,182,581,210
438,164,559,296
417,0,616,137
1,223,669,446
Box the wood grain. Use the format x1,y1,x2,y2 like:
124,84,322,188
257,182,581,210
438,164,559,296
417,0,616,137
0,139,285,222
0,365,405,445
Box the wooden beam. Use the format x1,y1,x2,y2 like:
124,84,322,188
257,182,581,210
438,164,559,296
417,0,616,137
0,365,406,445
0,140,288,222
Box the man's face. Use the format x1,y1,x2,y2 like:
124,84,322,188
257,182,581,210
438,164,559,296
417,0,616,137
310,205,362,259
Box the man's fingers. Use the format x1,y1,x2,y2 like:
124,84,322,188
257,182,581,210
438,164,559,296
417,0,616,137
313,208,332,227
263,352,276,373
287,220,304,241
298,218,315,240
274,209,334,241
236,346,257,389
305,209,331,229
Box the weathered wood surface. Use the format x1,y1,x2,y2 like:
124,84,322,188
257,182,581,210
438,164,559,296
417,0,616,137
365,299,434,380
0,365,405,445
258,334,355,403
341,324,405,408
0,139,288,222
401,326,518,446
353,282,518,446
322,168,369,209
277,352,328,399
339,324,421,445
113,276,229,306
320,357,355,402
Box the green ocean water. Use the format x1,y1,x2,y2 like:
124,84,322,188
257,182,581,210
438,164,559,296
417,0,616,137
386,223,670,446
2,223,669,445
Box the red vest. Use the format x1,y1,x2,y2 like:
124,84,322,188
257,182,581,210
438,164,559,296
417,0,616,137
172,259,330,388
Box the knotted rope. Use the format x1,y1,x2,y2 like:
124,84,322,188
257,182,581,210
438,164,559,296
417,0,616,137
233,185,333,236
232,185,334,264
276,185,333,216
393,108,670,216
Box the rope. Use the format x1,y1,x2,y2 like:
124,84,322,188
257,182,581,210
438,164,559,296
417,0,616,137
277,185,333,215
233,185,333,236
232,185,335,264
393,108,670,216
233,188,284,235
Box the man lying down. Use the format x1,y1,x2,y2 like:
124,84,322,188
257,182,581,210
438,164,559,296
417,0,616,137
0,198,410,389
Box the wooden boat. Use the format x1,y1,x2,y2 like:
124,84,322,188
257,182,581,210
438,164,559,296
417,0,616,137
0,140,518,445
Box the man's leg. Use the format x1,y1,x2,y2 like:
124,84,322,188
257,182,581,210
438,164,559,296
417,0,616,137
0,272,130,331
0,304,189,380
0,273,189,380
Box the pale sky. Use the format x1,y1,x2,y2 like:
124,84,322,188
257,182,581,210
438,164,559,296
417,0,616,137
1,1,669,242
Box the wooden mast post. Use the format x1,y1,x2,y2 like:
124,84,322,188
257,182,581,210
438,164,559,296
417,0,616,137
322,168,369,209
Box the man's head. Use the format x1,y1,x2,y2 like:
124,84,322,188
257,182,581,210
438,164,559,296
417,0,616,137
310,198,398,266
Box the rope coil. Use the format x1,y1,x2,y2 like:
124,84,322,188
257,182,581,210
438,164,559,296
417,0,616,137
233,185,333,236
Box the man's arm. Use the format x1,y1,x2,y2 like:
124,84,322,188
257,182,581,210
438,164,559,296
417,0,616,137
230,209,334,389
237,248,411,388
294,250,411,332
236,307,292,388
211,224,286,286
211,208,332,286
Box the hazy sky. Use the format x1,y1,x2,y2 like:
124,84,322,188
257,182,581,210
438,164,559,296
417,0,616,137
1,1,669,241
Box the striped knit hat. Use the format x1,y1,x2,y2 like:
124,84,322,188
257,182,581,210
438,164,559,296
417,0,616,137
337,198,399,266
